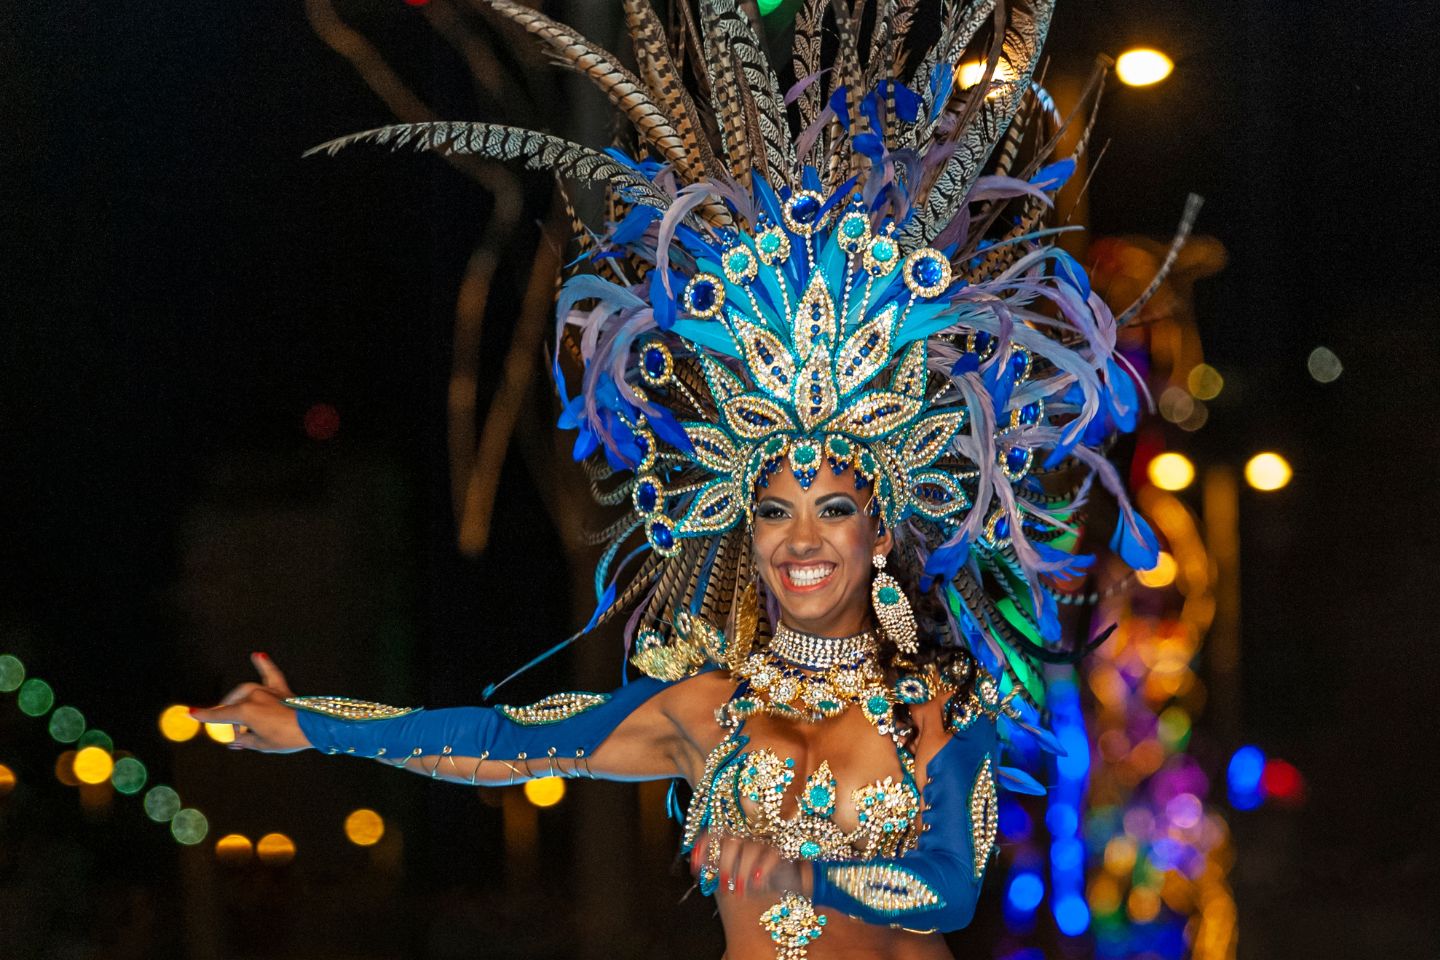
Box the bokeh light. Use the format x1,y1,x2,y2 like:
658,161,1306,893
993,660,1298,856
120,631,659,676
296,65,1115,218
48,705,86,743
17,678,55,717
303,402,341,441
204,722,236,744
345,808,386,846
171,807,209,845
1054,894,1091,936
1127,885,1162,923
1245,452,1292,491
73,746,115,785
957,59,1017,93
0,654,25,692
1227,745,1265,810
158,705,201,742
54,751,80,786
1177,399,1209,432
1261,758,1305,804
77,729,114,753
523,776,566,808
215,833,254,863
1147,452,1194,491
1135,551,1178,589
1115,48,1174,87
1007,871,1045,912
144,785,182,822
111,756,148,795
257,832,297,865
1186,363,1224,400
0,763,16,796
1307,345,1343,383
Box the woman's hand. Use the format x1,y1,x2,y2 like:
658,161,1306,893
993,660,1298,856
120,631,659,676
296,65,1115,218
690,833,812,898
190,652,312,754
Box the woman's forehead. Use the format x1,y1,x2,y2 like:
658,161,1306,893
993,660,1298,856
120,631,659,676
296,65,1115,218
756,462,871,501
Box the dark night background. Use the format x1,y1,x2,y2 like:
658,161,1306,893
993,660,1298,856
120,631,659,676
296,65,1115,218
4,1,1439,957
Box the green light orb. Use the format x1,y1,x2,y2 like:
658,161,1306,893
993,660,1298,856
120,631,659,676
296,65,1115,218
48,706,86,743
0,654,24,692
757,0,782,13
170,807,209,845
111,757,147,795
17,678,55,717
144,785,181,823
78,729,114,753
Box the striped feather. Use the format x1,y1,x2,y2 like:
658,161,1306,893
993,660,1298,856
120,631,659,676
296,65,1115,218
476,0,703,183
701,0,794,183
790,0,826,132
622,0,721,181
307,121,674,211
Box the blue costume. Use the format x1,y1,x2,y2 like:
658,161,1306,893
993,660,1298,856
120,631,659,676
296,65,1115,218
298,0,1181,953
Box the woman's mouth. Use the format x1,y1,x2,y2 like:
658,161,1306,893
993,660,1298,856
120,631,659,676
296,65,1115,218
780,562,836,592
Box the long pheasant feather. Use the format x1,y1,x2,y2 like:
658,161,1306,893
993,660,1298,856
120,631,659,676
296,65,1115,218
622,0,721,180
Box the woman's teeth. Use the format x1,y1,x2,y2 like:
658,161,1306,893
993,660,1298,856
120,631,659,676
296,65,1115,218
787,564,835,586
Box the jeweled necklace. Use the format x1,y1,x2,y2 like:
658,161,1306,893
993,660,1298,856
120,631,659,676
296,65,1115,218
727,623,897,732
769,622,878,669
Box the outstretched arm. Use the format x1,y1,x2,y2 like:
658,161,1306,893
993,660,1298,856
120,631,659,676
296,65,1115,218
191,653,699,785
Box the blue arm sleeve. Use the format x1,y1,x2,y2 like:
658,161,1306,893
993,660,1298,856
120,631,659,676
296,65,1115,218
293,676,676,780
810,716,999,932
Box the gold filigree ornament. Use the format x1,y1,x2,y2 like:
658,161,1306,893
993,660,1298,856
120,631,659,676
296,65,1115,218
284,696,418,721
495,691,611,726
759,891,829,960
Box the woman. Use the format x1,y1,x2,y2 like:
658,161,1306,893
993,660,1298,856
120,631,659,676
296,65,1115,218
197,1,1173,955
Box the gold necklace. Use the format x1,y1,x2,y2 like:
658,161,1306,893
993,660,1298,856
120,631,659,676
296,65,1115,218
726,626,897,734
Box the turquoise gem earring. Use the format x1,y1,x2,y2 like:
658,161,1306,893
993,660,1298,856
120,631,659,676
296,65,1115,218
870,553,917,654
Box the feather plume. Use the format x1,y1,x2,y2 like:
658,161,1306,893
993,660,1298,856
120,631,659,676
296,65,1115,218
621,0,721,179
306,121,675,211
700,0,794,183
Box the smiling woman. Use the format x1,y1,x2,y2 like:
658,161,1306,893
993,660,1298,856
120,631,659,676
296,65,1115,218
190,1,1178,957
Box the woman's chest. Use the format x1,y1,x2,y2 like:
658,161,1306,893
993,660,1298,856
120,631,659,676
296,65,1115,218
686,712,922,860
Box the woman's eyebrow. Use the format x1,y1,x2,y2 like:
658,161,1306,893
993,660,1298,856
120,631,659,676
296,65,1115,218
815,493,858,507
756,496,793,508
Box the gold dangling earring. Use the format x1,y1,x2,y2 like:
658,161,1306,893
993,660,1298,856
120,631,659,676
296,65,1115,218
871,553,918,654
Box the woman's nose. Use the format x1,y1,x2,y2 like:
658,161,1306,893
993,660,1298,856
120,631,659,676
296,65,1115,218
785,513,821,554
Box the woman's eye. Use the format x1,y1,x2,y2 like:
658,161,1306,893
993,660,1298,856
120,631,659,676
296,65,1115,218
821,503,857,518
755,504,788,520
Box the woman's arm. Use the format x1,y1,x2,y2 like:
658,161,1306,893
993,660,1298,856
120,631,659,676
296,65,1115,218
191,653,712,785
808,712,999,932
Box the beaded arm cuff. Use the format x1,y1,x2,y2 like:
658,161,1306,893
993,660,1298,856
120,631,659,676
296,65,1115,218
810,717,998,932
291,677,676,783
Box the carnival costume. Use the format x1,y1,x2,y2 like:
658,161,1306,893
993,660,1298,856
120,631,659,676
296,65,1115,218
295,0,1189,954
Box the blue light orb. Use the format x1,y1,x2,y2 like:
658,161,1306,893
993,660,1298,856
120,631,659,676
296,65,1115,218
1053,894,1091,936
1007,871,1045,912
1050,837,1084,873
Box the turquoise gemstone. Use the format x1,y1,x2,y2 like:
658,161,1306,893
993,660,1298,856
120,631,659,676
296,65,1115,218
800,840,821,858
809,785,830,806
874,241,895,261
867,695,888,714
785,757,795,768
878,585,901,605
727,251,750,273
759,232,781,253
818,916,828,926
792,445,817,465
843,216,865,238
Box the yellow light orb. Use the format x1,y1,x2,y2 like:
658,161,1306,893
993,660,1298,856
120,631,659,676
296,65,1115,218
1136,551,1178,589
1147,452,1195,491
1186,363,1224,400
1115,48,1174,87
73,746,115,785
1088,875,1122,914
158,705,201,742
523,776,566,808
1127,885,1163,923
1104,837,1138,876
256,832,297,865
1245,452,1292,491
215,833,254,863
204,722,236,744
344,808,386,847
0,763,15,796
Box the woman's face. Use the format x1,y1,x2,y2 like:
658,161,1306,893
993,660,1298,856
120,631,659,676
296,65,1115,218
752,462,892,638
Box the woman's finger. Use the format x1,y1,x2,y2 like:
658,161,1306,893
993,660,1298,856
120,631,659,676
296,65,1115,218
716,835,744,894
190,703,245,725
251,652,293,696
229,729,261,751
219,682,260,706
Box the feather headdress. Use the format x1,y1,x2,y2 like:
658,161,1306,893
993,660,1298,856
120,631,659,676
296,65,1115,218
312,0,1192,725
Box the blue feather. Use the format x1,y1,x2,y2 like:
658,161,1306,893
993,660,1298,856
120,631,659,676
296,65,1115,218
1110,511,1160,571
998,766,1048,796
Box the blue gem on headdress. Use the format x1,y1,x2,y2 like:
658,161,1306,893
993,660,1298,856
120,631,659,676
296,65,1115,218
648,519,676,552
902,247,952,297
783,190,829,236
1018,401,1042,425
1009,348,1032,380
722,245,759,285
639,341,673,387
633,477,660,513
682,272,724,318
1005,446,1030,475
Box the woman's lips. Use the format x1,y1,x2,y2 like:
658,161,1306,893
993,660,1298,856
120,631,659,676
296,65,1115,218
779,562,836,592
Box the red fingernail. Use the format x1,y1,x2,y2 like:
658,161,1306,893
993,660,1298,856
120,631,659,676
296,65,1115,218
188,708,198,716
254,651,269,660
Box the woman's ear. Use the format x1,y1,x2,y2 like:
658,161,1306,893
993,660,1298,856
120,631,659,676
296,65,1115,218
873,516,894,559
